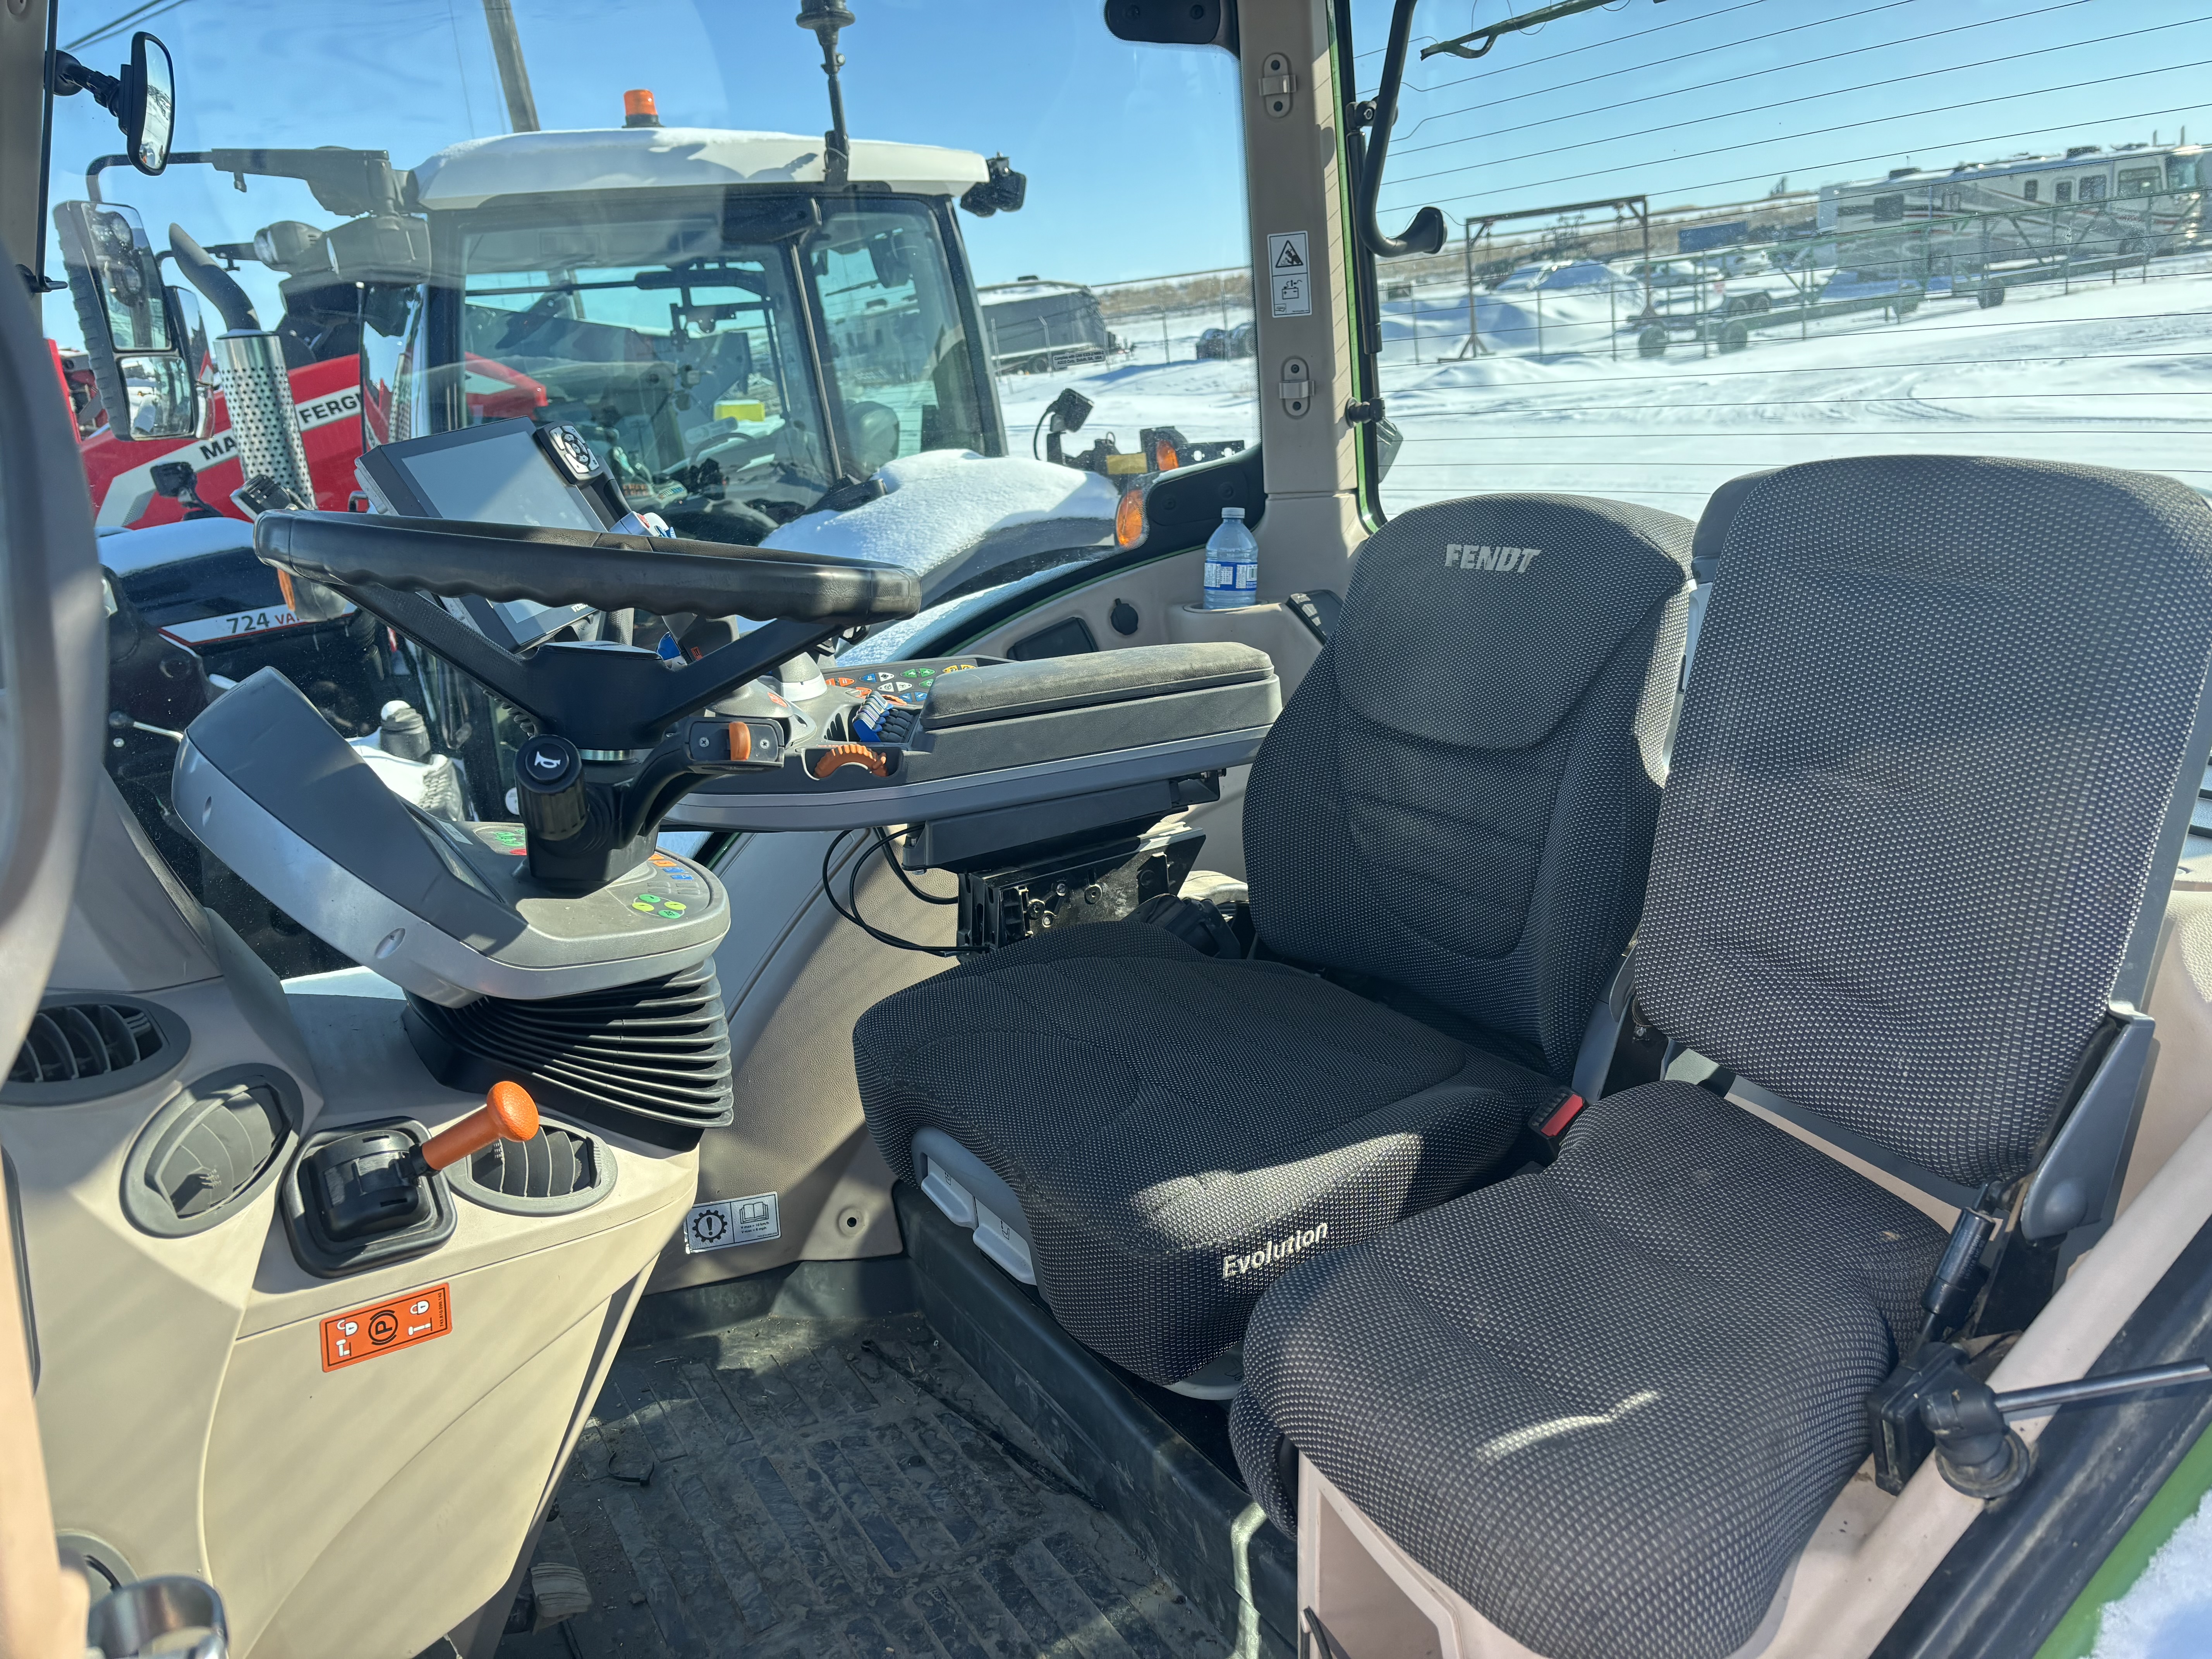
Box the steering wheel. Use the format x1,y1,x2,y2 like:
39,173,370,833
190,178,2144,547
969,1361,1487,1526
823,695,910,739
253,509,919,891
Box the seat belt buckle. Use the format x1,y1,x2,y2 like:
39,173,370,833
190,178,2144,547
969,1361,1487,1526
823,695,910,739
1530,1091,1588,1152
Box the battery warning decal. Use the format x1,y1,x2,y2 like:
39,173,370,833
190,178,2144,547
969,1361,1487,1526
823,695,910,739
320,1283,452,1371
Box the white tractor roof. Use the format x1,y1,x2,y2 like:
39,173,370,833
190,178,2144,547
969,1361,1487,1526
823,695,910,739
411,127,990,210
979,280,1091,304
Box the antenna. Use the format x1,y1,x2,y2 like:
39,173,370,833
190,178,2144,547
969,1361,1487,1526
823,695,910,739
796,2,855,188
479,0,541,133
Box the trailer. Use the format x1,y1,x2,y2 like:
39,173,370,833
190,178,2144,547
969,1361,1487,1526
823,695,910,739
978,278,1120,373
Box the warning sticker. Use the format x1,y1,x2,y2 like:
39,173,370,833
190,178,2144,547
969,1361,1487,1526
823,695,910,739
684,1193,780,1254
1267,231,1312,318
321,1283,452,1371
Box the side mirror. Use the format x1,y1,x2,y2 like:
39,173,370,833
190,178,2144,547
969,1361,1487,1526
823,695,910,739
960,154,1028,218
125,33,177,176
48,32,177,177
51,201,201,443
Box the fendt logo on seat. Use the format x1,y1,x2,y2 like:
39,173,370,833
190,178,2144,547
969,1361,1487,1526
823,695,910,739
1444,544,1541,572
1223,1221,1329,1280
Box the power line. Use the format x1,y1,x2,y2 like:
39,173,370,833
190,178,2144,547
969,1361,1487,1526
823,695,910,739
64,0,189,53
1385,52,2212,198
1389,0,1776,101
1394,428,2212,440
1393,0,2109,161
1387,95,2212,220
1377,337,2212,392
1388,458,2212,469
1393,390,2212,425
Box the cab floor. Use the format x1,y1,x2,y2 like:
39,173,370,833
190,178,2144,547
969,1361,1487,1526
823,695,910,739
495,1311,1235,1659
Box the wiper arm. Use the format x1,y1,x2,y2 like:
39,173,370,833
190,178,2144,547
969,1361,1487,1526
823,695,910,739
1355,0,1664,261
1422,0,1647,61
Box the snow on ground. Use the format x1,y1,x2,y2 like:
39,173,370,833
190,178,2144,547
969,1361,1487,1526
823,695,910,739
2090,1486,2212,1659
993,256,2212,525
1382,260,2212,516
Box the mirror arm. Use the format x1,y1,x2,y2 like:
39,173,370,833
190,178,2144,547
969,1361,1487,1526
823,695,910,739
48,51,123,117
1352,0,1448,260
87,151,208,206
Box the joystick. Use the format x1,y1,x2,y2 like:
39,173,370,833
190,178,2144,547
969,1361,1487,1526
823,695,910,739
283,1084,542,1276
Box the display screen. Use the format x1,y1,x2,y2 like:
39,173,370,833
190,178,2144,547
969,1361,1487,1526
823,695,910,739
395,424,606,533
378,424,605,649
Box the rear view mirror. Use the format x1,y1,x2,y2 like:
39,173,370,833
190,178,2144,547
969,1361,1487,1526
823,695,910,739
126,33,176,176
48,31,178,177
52,201,201,443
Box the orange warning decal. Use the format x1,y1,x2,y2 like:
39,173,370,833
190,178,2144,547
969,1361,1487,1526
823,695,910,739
320,1283,452,1371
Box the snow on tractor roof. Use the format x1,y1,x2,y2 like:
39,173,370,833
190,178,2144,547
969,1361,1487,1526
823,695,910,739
410,126,991,209
979,279,1092,304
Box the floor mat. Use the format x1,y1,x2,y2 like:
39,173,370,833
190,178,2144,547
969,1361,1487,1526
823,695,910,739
496,1311,1237,1659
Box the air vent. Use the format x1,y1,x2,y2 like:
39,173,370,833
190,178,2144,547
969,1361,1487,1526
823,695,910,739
147,1085,284,1221
4,996,187,1104
475,1126,596,1198
448,1122,615,1216
404,962,734,1141
120,1065,303,1238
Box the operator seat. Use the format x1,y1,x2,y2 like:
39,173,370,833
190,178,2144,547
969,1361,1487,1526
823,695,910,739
855,493,1693,1390
1230,455,2212,1659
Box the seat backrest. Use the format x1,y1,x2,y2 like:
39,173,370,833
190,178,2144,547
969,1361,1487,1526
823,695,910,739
1638,455,2212,1188
1243,493,1693,1077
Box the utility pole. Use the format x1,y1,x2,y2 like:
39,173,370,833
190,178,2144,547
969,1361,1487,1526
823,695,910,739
481,0,541,132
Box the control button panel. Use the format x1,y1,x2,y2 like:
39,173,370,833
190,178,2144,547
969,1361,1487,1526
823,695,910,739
821,657,981,706
321,1282,453,1371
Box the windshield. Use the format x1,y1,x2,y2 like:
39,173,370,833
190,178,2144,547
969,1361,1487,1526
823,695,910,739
40,3,1259,977
436,196,989,540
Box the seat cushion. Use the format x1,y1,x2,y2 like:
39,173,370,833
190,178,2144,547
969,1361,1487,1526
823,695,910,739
857,921,1563,1387
1231,1080,1948,1659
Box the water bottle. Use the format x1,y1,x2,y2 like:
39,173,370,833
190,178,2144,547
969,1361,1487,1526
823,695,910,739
1204,507,1259,610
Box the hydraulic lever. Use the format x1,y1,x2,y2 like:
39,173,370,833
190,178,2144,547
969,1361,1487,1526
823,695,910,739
1871,1342,2212,1498
412,1081,541,1179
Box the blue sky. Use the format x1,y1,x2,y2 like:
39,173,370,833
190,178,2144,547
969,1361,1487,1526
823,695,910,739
40,0,2212,334
1358,0,2212,228
40,0,1250,326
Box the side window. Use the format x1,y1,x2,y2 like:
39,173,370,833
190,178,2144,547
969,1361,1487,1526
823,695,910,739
1356,1,2212,520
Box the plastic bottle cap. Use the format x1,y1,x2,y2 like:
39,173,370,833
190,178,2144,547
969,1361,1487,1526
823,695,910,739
1221,507,1245,520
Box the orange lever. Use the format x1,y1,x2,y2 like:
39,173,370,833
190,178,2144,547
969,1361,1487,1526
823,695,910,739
417,1081,540,1174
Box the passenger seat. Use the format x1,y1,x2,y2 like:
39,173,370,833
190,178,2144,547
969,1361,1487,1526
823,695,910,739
854,493,1693,1392
1230,455,2212,1659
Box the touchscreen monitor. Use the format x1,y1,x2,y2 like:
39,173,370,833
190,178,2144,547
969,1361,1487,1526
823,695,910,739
356,421,618,650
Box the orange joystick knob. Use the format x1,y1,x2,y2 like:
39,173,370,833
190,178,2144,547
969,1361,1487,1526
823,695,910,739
416,1081,541,1175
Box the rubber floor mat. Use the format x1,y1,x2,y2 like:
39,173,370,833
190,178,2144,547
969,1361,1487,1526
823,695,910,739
496,1311,1236,1659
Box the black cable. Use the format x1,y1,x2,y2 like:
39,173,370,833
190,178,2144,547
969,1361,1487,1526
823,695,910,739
875,826,958,904
1031,404,1049,460
1390,92,2212,218
1391,0,1774,98
1394,427,2212,443
1387,54,2212,201
1408,7,2188,182
1395,390,2212,422
1388,458,2212,470
820,829,976,957
1379,338,2212,396
1393,0,2101,158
